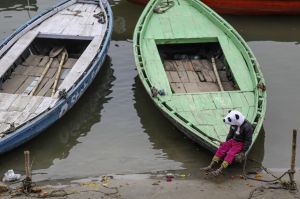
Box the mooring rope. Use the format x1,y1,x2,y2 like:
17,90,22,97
242,156,292,183
242,155,298,199
153,0,175,14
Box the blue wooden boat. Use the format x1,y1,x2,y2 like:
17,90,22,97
0,0,113,154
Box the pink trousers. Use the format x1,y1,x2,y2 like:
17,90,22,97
215,139,244,165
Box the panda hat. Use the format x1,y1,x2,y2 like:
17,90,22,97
223,110,245,127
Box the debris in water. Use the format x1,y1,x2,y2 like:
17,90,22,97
255,173,263,180
2,169,21,182
166,173,174,182
152,181,160,185
0,182,8,193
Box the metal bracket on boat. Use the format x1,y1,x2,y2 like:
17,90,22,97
58,89,67,99
257,83,266,91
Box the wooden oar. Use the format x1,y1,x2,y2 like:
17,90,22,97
51,49,67,97
29,47,64,96
211,57,224,91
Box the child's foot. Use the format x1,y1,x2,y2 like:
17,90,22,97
211,168,223,176
200,165,213,172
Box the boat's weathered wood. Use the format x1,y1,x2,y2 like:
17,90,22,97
38,56,50,67
24,66,44,76
181,60,193,71
133,0,267,153
0,31,39,78
171,82,186,93
60,69,71,80
169,71,181,83
218,71,229,82
0,95,54,132
37,77,56,96
34,3,103,37
184,82,200,93
211,57,224,91
165,71,173,82
0,0,112,154
195,72,204,82
200,60,216,83
23,55,43,66
8,95,32,112
178,71,189,83
222,81,235,91
0,93,17,111
23,77,39,95
34,77,50,94
2,111,22,124
164,60,176,71
13,65,29,75
62,58,77,69
34,97,56,115
16,76,36,94
186,71,200,83
30,58,53,96
0,0,76,58
190,60,203,72
14,96,43,125
56,34,105,95
1,75,27,93
52,51,66,97
175,61,186,71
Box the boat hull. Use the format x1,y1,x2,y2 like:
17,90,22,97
202,0,300,15
127,0,300,15
133,0,267,153
0,0,113,154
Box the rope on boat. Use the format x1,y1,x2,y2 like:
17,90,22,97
93,11,106,24
153,0,175,14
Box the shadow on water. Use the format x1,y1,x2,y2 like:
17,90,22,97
0,56,115,175
133,76,265,174
133,77,212,169
0,0,38,12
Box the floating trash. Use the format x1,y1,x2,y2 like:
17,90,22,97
165,173,174,182
2,169,21,182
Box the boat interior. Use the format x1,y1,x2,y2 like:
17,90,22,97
157,42,238,93
0,37,91,97
0,2,108,138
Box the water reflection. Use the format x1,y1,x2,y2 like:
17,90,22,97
0,57,115,175
0,0,37,12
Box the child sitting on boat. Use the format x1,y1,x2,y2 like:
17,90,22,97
201,110,254,176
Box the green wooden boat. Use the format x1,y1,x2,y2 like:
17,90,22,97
133,0,266,154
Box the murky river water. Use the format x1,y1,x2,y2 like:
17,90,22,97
0,0,299,181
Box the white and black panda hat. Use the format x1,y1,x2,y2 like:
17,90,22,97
223,110,245,127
